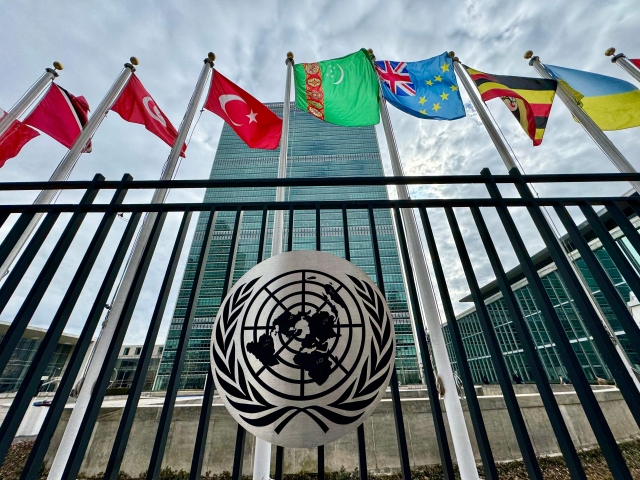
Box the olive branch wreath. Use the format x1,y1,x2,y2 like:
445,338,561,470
212,274,394,435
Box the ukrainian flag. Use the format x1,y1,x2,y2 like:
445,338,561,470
545,64,640,131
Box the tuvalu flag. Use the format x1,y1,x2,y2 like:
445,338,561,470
205,70,282,150
0,109,39,168
24,84,91,151
110,74,185,155
294,49,379,126
465,66,557,146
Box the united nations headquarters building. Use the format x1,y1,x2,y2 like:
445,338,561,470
2,32,640,480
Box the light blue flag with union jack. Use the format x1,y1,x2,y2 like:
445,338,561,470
375,52,465,120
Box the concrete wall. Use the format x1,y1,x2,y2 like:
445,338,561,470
43,386,640,476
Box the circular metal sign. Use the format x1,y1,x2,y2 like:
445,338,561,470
211,251,395,447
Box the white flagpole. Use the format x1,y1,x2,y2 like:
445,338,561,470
0,58,138,279
605,47,640,84
370,50,480,480
524,50,640,194
253,51,293,480
47,53,215,480
0,62,62,138
270,52,294,257
452,53,640,393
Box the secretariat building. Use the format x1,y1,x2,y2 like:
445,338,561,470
154,102,420,390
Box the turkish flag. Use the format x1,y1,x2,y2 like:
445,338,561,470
110,74,185,156
205,71,282,150
24,84,91,152
0,109,40,168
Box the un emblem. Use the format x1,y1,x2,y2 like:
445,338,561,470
211,251,395,447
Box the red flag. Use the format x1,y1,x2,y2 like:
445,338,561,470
24,84,91,151
0,109,40,168
631,59,640,70
110,74,185,156
204,71,282,150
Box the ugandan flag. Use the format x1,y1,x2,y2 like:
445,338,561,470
465,66,558,146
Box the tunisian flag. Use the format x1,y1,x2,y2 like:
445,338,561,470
0,109,40,168
24,84,91,151
205,71,282,150
110,74,185,156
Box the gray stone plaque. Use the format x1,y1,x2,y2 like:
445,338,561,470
211,251,395,447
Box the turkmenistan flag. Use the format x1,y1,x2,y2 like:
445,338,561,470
294,49,379,126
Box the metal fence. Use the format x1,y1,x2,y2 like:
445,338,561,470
0,170,640,480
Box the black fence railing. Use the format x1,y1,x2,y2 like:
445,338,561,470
0,171,639,480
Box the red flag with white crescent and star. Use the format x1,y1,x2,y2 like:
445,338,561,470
0,109,40,168
24,83,92,152
204,70,282,150
110,74,186,156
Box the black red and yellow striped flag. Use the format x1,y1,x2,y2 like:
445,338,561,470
465,66,558,146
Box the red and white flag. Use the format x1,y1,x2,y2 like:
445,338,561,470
24,84,91,151
205,71,282,150
110,74,185,156
0,109,40,168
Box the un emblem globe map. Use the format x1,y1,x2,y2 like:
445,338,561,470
211,251,395,447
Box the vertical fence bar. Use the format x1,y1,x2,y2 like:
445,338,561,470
418,207,499,480
510,172,640,423
368,206,411,480
554,204,640,418
343,205,369,479
604,200,640,256
316,206,321,251
103,210,193,480
275,446,284,480
0,212,38,268
392,208,455,479
482,169,633,479
19,209,144,480
470,205,587,480
60,210,168,480
445,206,543,480
0,175,131,465
318,445,325,480
191,208,243,480
287,206,294,252
146,208,218,480
579,202,640,301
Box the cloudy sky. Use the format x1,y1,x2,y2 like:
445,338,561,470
0,1,639,345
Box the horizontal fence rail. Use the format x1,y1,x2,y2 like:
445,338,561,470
0,171,639,480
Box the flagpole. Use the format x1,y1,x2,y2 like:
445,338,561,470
46,53,215,480
605,48,640,84
0,62,62,138
0,58,138,279
452,53,640,394
271,52,294,257
252,51,293,480
524,51,640,194
369,50,480,480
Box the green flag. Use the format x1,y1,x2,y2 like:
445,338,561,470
294,49,380,126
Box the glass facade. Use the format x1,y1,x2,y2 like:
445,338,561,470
0,331,73,393
155,103,420,390
444,232,640,384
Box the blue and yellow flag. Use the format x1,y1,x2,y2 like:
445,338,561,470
374,52,465,121
545,65,640,131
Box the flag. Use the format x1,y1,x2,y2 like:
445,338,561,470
204,70,282,150
465,66,557,146
110,74,185,155
375,52,465,121
0,109,40,168
24,84,91,151
545,64,640,131
294,49,379,126
630,59,640,70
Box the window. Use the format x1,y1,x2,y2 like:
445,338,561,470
134,347,141,355
123,347,130,356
